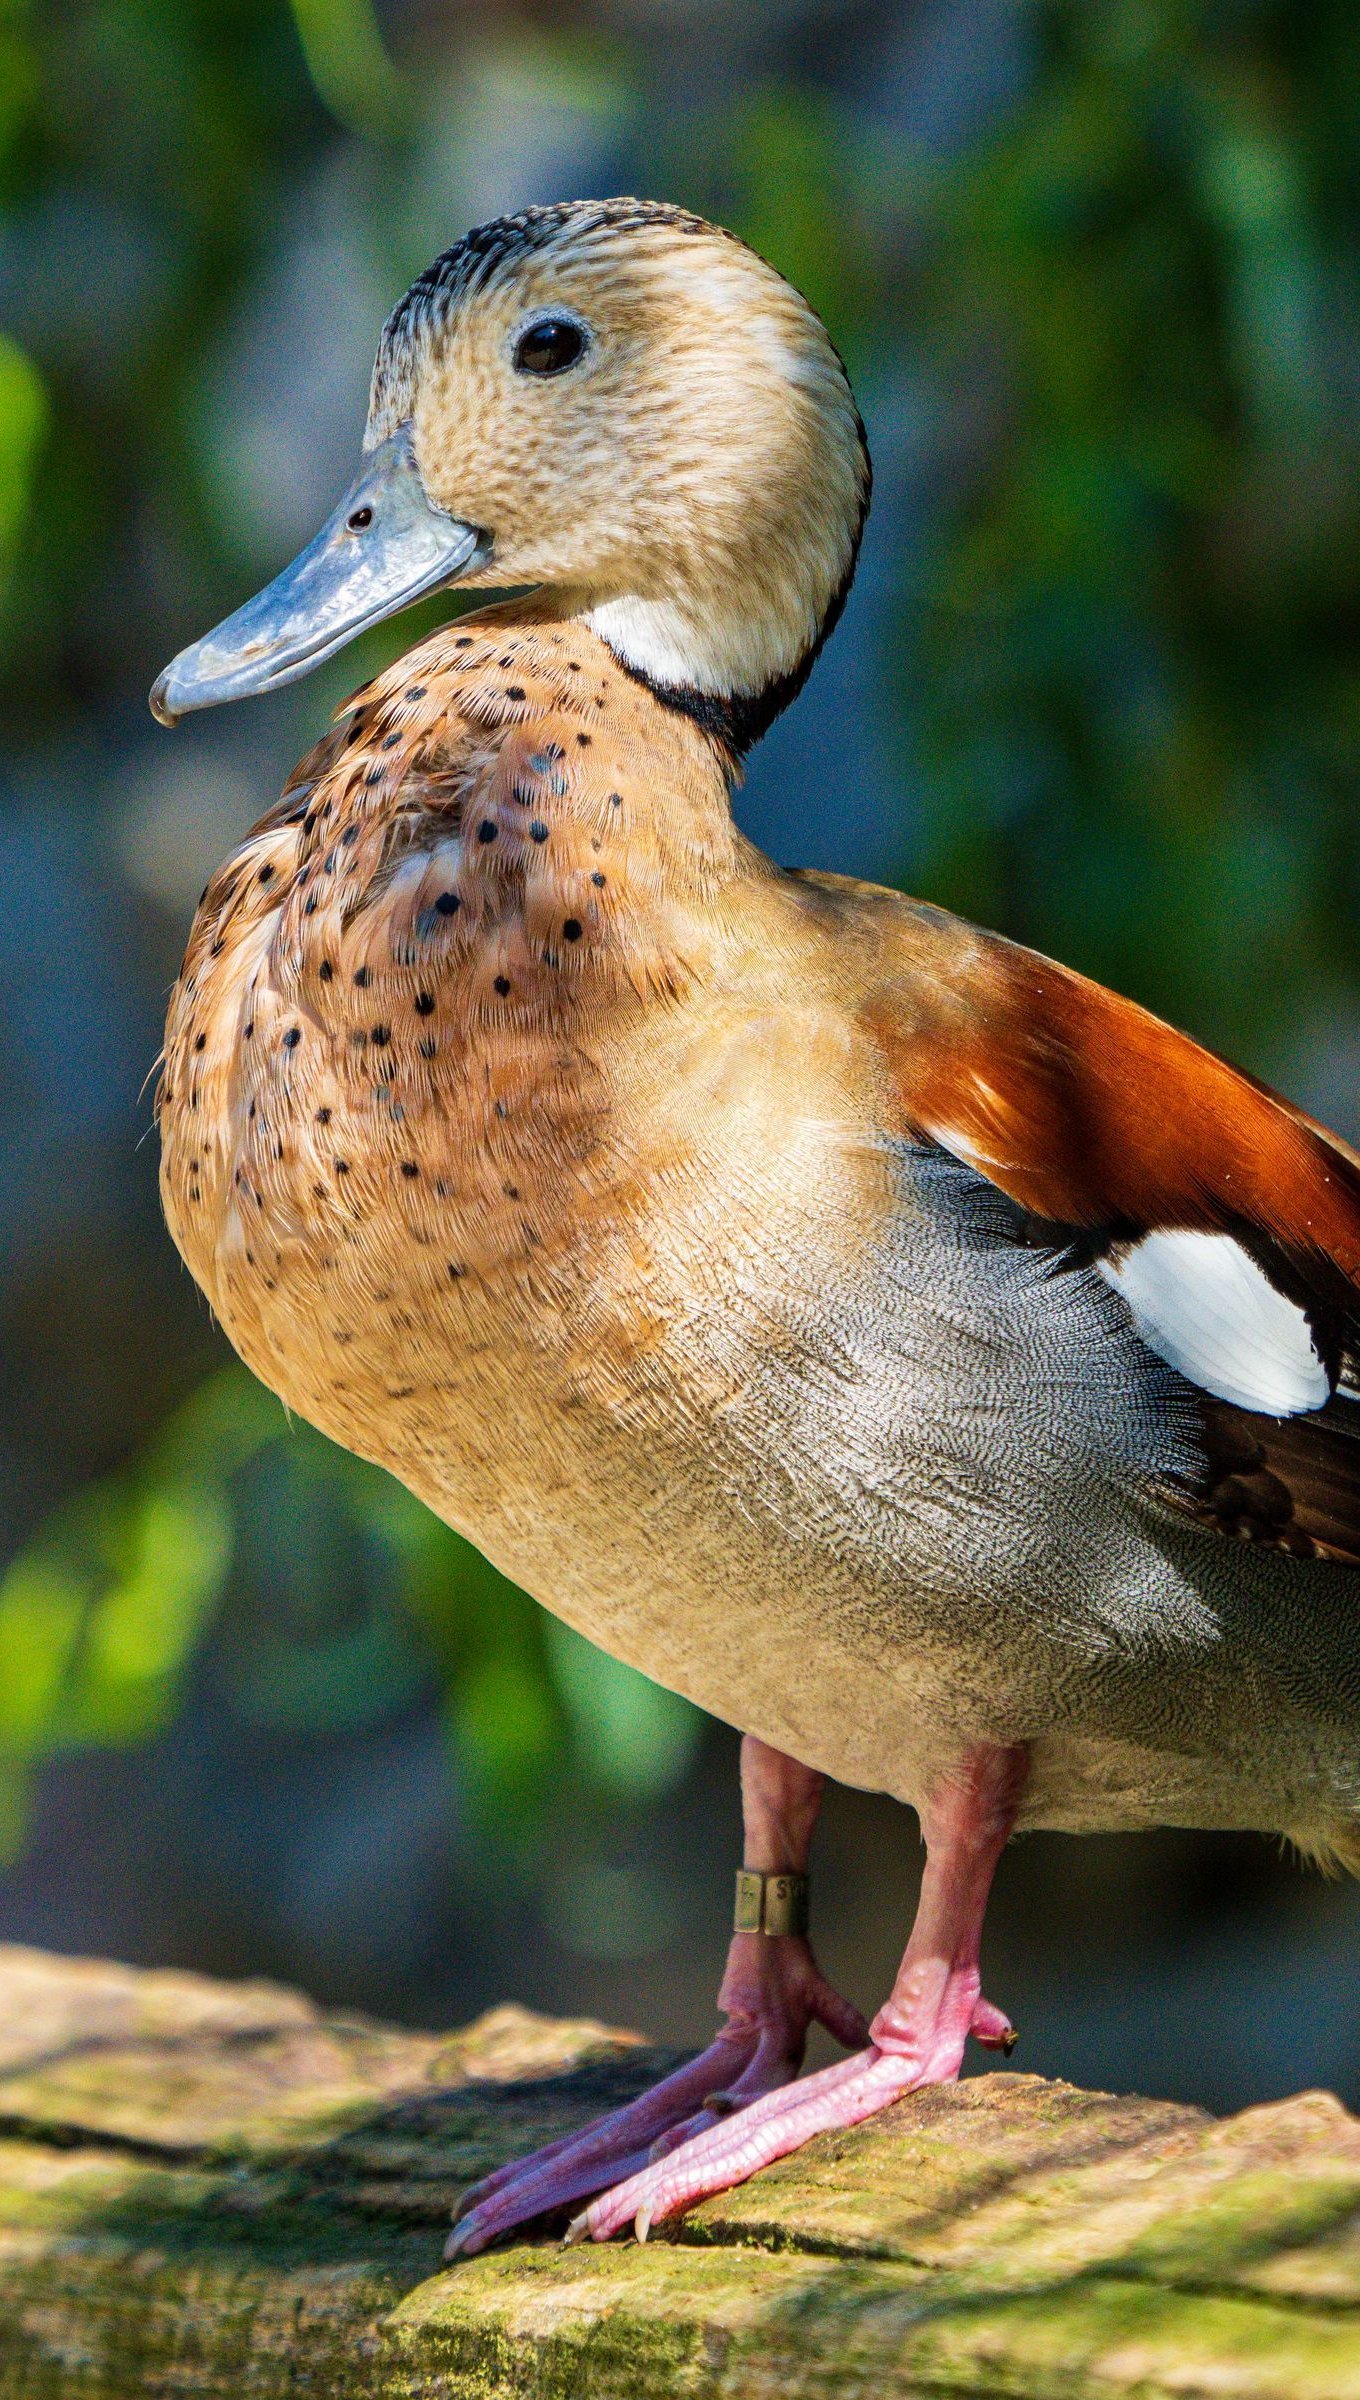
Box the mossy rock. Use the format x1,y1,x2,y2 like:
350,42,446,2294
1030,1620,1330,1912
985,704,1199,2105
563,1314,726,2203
0,1945,1356,2395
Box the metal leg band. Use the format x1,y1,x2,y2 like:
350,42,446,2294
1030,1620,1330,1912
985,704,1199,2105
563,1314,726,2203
734,1868,809,1937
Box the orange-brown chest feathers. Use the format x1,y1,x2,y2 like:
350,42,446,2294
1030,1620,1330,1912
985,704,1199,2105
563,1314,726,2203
158,616,754,1470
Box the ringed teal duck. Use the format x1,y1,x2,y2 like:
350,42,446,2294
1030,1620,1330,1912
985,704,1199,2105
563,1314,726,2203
153,199,1360,2250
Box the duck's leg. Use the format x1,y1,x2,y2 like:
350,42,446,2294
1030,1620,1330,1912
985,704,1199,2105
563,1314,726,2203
568,1740,1027,2244
446,1736,868,2259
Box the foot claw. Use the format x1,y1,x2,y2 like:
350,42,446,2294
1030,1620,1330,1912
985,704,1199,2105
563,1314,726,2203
564,2209,590,2247
968,1994,1017,2053
634,2208,652,2244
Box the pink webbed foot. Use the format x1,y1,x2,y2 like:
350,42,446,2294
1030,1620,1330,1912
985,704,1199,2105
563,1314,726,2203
568,1741,1027,2244
567,1959,1011,2243
445,1933,866,2259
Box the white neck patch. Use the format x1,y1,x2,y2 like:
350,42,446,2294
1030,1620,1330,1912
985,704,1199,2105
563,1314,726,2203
583,586,820,708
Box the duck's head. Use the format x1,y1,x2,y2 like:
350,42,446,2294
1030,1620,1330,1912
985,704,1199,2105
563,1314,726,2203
151,199,870,755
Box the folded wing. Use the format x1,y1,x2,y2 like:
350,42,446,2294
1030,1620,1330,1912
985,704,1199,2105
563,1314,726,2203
847,890,1360,1564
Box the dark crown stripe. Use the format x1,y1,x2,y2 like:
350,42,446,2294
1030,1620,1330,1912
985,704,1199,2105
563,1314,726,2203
378,200,736,383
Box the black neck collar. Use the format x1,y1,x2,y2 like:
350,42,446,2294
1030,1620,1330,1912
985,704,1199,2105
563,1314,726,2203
605,436,872,766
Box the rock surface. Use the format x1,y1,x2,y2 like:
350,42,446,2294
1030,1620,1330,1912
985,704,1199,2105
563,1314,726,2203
0,1944,1357,2394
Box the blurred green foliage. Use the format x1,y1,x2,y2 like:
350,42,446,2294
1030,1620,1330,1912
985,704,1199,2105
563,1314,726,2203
916,1,1360,1063
287,0,406,134
0,1364,701,1865
4,0,1360,1909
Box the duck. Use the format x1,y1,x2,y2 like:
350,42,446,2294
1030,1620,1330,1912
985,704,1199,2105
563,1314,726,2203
150,197,1360,2254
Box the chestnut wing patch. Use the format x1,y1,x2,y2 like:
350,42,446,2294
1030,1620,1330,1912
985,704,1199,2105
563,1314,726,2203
858,898,1360,1566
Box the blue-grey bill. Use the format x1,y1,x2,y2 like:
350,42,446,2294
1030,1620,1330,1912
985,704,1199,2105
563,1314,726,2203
149,428,486,725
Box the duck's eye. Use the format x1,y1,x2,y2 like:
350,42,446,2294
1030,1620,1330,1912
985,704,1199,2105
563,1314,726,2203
513,317,587,378
346,505,374,532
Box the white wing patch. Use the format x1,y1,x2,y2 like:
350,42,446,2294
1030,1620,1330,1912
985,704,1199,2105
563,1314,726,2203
1097,1230,1329,1415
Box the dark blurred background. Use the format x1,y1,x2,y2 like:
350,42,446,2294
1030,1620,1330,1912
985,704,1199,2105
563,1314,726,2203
0,0,1358,2118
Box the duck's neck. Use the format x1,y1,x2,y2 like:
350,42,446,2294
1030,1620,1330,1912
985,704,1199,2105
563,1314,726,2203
555,435,871,761
581,579,852,758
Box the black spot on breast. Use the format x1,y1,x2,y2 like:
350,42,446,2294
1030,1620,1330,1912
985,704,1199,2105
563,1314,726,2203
258,863,274,883
316,1107,331,1125
448,1261,464,1278
382,732,401,749
577,733,591,747
414,992,435,1016
591,871,606,887
563,919,582,942
340,826,359,846
406,684,427,701
478,820,498,843
503,1182,520,1201
609,792,622,808
418,1037,437,1060
529,821,550,843
193,1032,206,1052
335,1159,349,1175
494,975,511,996
506,685,526,702
319,959,334,982
455,634,472,647
435,891,460,916
371,1024,390,1047
283,1027,302,1049
401,1161,420,1179
353,965,371,988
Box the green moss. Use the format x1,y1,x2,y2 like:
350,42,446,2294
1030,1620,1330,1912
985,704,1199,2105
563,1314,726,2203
0,1960,1358,2396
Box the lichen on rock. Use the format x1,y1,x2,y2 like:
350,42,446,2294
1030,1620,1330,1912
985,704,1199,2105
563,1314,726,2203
0,1943,1356,2397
